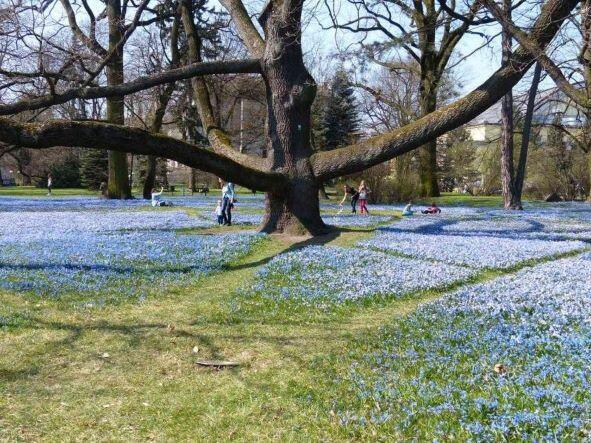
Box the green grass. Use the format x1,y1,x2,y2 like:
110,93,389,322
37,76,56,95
0,186,97,196
413,192,505,207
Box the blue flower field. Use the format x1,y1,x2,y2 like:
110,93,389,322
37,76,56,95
1,194,590,440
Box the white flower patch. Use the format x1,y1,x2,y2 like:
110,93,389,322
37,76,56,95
248,246,475,304
362,231,586,269
339,254,591,439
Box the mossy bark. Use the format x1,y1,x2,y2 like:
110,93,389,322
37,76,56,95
106,0,131,199
257,0,327,235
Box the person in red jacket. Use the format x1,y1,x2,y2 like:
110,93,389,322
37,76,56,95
422,202,441,214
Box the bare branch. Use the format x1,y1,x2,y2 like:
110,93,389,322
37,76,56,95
219,0,265,57
0,59,262,115
481,0,589,108
0,118,284,191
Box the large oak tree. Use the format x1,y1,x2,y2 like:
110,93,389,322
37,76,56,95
0,0,581,235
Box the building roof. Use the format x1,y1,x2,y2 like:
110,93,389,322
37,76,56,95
468,86,585,127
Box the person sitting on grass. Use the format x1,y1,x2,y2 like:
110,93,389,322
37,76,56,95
422,202,441,214
402,201,414,216
151,187,173,207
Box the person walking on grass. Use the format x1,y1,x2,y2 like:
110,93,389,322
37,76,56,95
46,173,53,196
219,178,235,226
358,180,370,215
340,184,360,214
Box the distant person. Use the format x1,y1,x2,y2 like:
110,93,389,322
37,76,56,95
422,202,441,215
99,181,108,198
358,180,370,215
46,173,53,196
215,200,224,225
151,187,173,207
402,202,414,216
340,184,360,214
219,178,235,226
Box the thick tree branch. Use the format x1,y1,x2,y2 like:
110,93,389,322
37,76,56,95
219,0,265,57
59,0,108,57
0,118,284,191
0,59,262,116
481,0,589,107
181,0,265,172
311,0,580,181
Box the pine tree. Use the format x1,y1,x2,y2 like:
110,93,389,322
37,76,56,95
320,70,360,150
80,149,108,190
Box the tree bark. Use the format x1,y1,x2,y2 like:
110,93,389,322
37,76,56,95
258,0,327,235
500,0,519,209
106,0,131,199
515,62,542,199
143,156,157,199
418,52,441,197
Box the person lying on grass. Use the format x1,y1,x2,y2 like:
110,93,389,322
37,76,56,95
422,202,441,215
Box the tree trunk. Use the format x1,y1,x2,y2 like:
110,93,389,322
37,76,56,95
189,168,197,193
106,0,131,199
500,0,521,209
418,69,440,197
583,0,591,200
515,62,542,199
258,1,327,236
143,156,157,199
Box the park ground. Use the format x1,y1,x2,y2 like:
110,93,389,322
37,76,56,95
1,189,590,440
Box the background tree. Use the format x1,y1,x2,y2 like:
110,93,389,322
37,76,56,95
324,0,496,197
320,69,360,150
482,0,591,197
0,0,578,235
80,149,109,190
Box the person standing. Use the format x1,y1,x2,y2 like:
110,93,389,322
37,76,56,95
215,200,224,225
47,173,53,196
358,180,370,215
219,178,235,226
340,184,360,214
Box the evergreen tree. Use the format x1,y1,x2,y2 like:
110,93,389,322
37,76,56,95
80,149,108,190
320,70,360,150
50,155,81,188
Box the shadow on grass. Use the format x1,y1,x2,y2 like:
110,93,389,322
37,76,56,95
225,226,374,272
